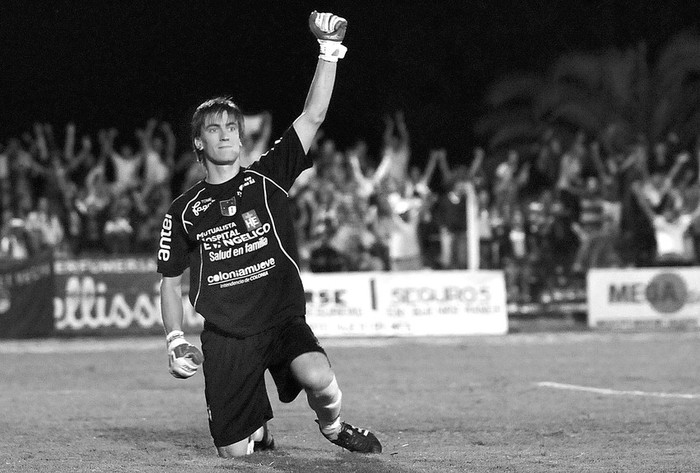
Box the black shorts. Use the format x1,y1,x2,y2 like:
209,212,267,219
200,316,326,447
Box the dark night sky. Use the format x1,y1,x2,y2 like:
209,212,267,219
2,1,700,162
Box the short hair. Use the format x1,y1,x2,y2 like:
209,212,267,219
191,96,245,159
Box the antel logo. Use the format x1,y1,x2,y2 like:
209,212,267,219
645,272,687,314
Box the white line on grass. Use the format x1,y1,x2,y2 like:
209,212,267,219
537,381,700,400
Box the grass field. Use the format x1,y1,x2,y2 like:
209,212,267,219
2,330,700,472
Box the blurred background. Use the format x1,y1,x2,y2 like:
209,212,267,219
2,1,700,331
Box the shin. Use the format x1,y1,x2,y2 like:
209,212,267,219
306,375,342,437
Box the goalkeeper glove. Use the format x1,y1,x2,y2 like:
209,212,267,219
308,11,347,63
166,330,204,379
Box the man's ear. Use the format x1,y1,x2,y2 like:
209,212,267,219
194,138,203,150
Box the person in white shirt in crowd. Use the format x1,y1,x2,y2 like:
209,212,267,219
101,128,142,196
139,118,176,195
632,166,700,266
24,196,66,255
371,178,424,271
375,110,410,185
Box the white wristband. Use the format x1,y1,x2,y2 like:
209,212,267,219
166,329,184,346
318,39,347,63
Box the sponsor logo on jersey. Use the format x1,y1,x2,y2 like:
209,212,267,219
202,223,271,249
191,197,214,216
158,214,173,261
207,257,276,286
208,236,269,262
196,222,237,241
240,175,256,191
220,197,237,216
242,210,261,231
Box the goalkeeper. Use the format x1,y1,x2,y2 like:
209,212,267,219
157,11,381,457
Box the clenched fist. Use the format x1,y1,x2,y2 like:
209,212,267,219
309,11,347,42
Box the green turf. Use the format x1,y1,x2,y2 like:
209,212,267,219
1,332,699,472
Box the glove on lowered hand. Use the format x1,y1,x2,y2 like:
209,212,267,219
166,330,204,379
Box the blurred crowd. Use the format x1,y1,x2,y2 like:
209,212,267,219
1,112,700,305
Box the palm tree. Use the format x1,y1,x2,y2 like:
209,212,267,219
476,30,700,153
648,31,700,146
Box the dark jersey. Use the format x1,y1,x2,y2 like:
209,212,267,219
157,127,312,337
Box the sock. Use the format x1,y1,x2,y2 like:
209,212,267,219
306,375,342,439
319,417,342,440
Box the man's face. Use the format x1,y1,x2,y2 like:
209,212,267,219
196,111,241,165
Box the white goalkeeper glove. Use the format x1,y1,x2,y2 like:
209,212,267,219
166,330,204,379
308,11,347,63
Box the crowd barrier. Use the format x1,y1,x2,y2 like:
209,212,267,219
0,255,509,338
303,270,507,337
587,267,700,330
0,252,54,338
1,255,698,339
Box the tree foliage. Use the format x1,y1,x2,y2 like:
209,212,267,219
476,31,700,155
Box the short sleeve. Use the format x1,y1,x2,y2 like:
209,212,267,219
251,126,313,191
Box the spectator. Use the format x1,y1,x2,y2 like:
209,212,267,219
73,166,111,255
25,196,66,255
65,127,98,189
370,185,423,271
494,149,530,220
0,211,31,260
102,127,142,196
139,119,175,195
240,111,272,167
175,149,206,195
103,194,134,254
131,185,172,254
632,176,700,266
2,100,699,303
375,111,411,185
433,171,469,269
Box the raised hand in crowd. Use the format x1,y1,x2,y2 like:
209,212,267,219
241,111,272,166
160,121,177,167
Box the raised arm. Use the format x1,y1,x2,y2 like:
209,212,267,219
436,149,453,185
372,148,392,185
394,110,410,148
657,151,689,198
293,11,347,153
33,123,49,161
382,114,395,147
468,147,484,180
631,180,657,223
348,151,374,197
589,140,609,180
160,122,177,167
420,149,441,185
136,118,158,154
97,128,115,161
43,123,58,156
64,123,76,163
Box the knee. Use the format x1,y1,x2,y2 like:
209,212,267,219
216,426,264,457
291,353,334,391
217,442,249,457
